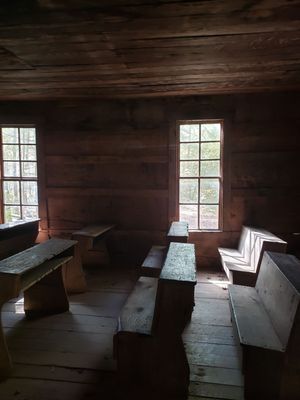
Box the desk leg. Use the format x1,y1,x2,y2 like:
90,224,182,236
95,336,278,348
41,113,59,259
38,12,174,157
0,302,13,380
24,267,69,318
63,245,87,294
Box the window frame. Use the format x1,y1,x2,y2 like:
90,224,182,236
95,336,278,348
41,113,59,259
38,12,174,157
0,125,39,223
176,119,224,232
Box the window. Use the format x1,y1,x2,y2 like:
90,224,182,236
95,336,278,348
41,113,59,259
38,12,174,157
178,120,223,230
0,126,39,223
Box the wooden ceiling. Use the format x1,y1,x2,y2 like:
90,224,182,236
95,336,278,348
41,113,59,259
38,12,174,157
0,0,300,100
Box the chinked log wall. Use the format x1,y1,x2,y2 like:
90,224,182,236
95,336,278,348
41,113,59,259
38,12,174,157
0,91,299,268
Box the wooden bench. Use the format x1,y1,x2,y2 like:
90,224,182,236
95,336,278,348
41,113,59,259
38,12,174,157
141,221,189,278
0,219,39,260
114,242,196,399
71,224,115,266
167,221,189,244
0,238,76,378
218,225,287,286
229,251,300,399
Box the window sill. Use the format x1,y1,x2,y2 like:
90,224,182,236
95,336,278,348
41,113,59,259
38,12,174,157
189,229,223,233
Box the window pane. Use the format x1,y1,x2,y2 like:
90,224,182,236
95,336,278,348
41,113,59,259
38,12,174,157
180,124,199,142
200,179,219,204
22,206,38,219
4,205,21,222
200,160,220,177
180,161,199,177
3,161,20,177
201,123,221,141
3,181,20,204
201,142,220,160
21,145,36,161
200,205,219,230
180,143,199,160
2,128,19,143
21,162,37,178
21,181,38,205
179,179,198,203
20,128,36,144
3,145,19,160
180,204,198,230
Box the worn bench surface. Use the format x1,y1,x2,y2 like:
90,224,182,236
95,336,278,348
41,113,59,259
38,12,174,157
0,238,76,276
167,221,189,243
160,242,196,283
118,276,158,335
229,285,283,351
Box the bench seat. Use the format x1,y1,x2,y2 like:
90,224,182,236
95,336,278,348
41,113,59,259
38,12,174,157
140,246,167,278
229,251,300,399
229,285,283,352
218,226,287,286
117,276,158,335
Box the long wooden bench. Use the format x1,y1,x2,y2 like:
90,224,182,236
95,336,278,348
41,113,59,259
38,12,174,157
0,238,76,379
0,219,39,260
141,221,189,277
218,225,287,286
71,224,115,266
229,251,300,399
114,242,196,399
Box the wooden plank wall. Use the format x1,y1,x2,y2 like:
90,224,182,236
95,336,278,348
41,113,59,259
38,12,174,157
0,91,299,268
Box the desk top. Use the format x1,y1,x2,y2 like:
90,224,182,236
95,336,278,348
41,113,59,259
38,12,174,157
72,224,115,238
160,242,196,283
0,238,76,276
167,221,189,239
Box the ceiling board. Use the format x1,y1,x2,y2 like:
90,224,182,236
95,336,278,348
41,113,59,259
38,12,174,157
0,0,299,99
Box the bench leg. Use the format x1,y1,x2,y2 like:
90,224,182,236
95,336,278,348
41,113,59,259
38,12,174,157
0,303,13,380
62,246,87,293
24,267,69,318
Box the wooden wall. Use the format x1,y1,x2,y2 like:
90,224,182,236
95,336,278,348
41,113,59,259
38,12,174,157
0,91,299,268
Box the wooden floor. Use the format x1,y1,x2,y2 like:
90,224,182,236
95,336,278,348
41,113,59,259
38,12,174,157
0,267,244,400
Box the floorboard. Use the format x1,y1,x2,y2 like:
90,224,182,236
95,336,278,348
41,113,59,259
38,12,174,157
0,267,244,399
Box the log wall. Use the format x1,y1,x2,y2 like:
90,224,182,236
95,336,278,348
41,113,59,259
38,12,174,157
0,91,299,268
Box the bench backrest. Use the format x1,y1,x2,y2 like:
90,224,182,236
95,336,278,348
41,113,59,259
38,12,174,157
167,221,189,243
152,242,196,335
256,251,300,349
238,226,287,271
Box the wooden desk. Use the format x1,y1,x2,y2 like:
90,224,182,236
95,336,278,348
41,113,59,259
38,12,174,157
72,224,115,266
0,219,39,260
0,238,76,378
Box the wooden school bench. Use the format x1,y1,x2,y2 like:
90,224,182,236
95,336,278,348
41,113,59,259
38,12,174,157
71,224,115,266
141,221,189,277
218,225,287,286
0,219,39,260
114,242,196,399
229,251,300,399
0,238,76,379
